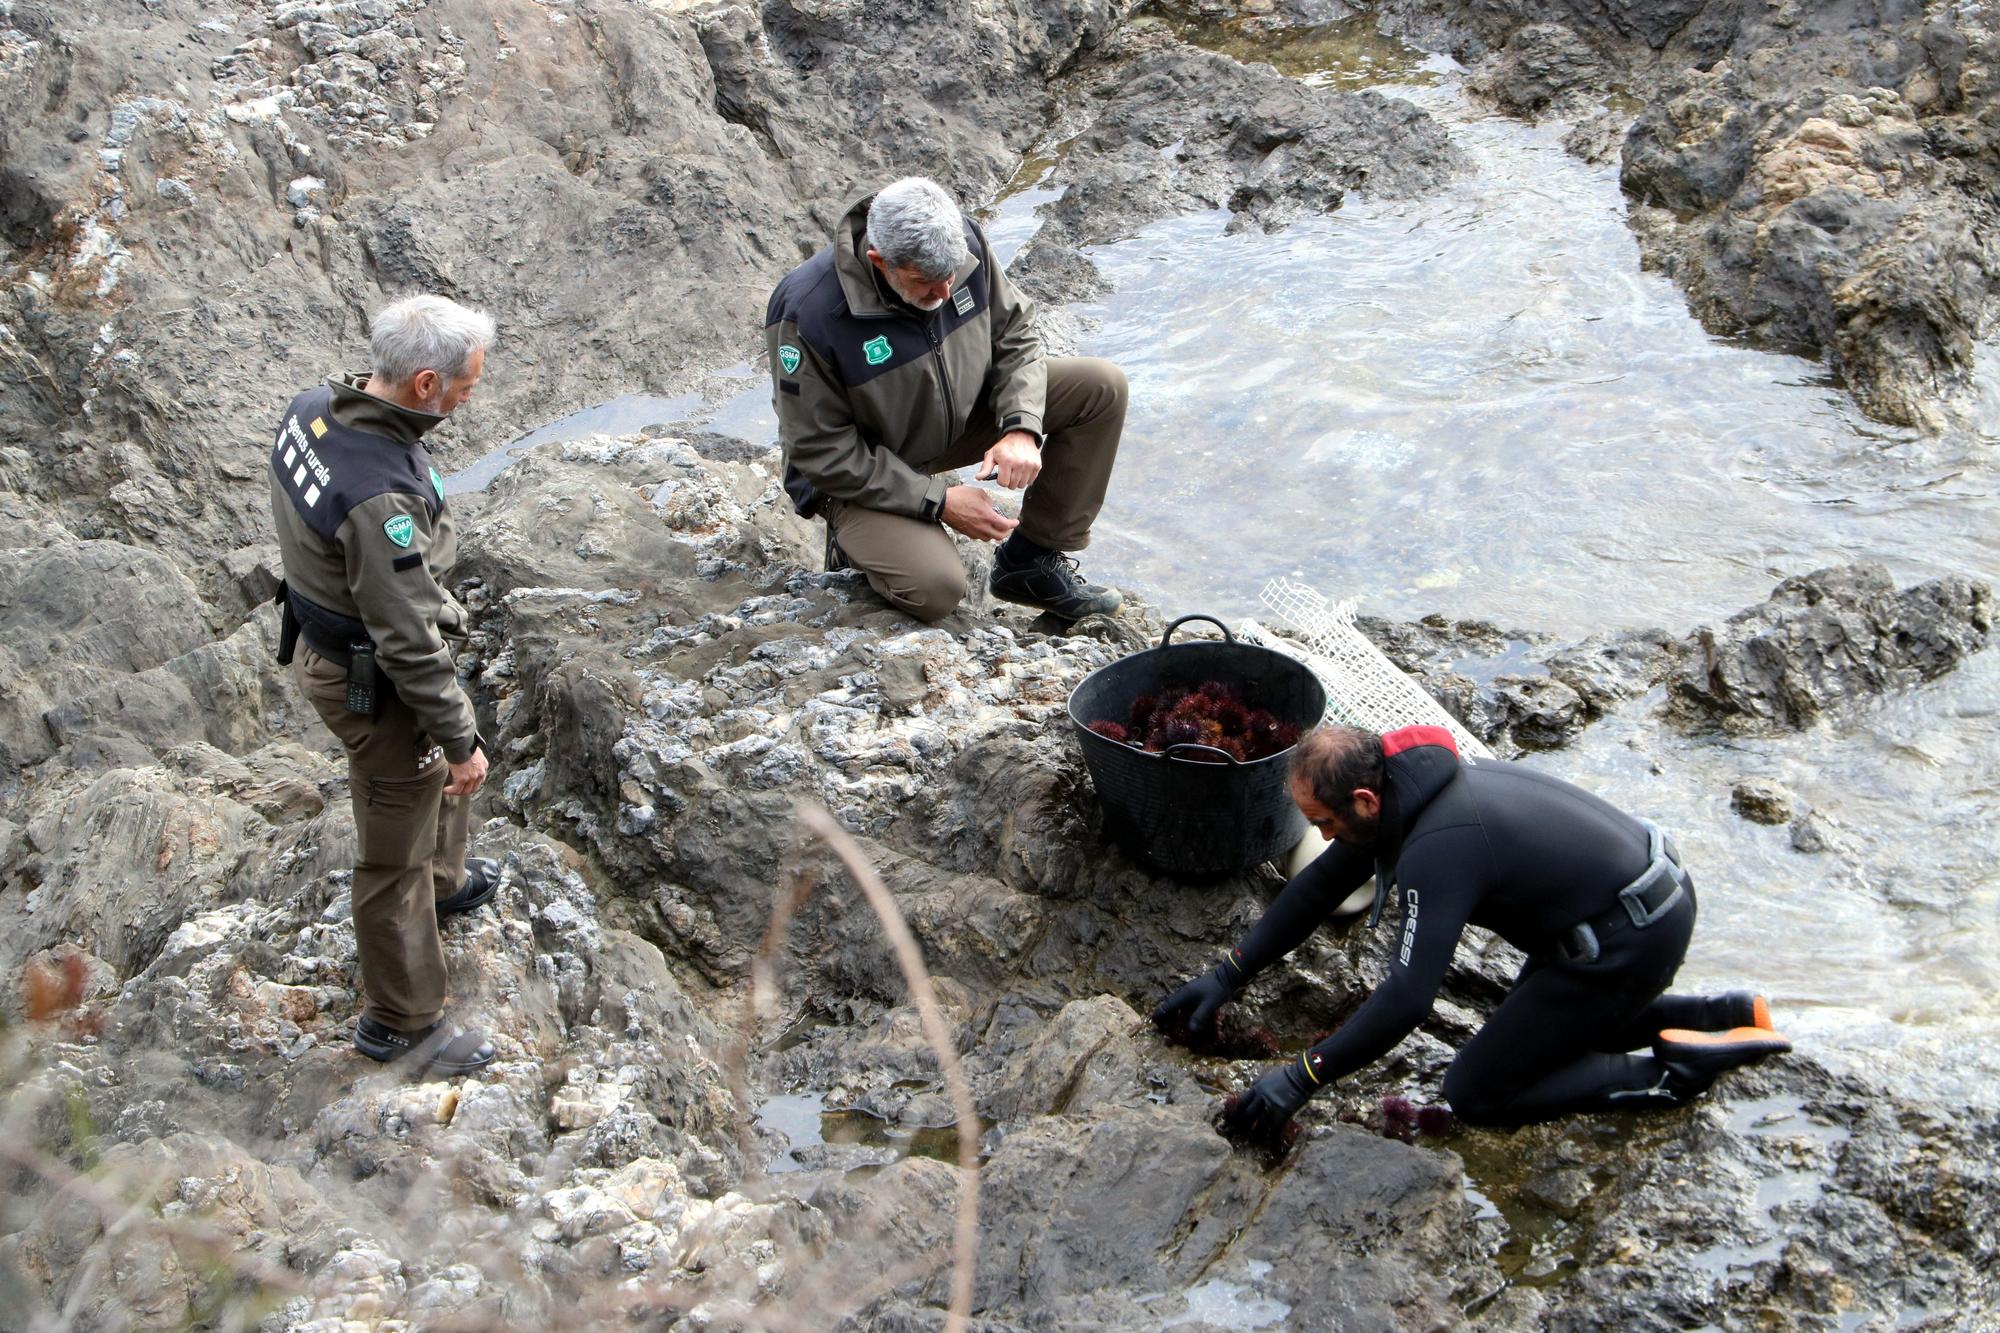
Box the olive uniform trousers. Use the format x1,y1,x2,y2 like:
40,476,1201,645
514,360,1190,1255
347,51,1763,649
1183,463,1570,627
296,647,470,1030
824,356,1127,621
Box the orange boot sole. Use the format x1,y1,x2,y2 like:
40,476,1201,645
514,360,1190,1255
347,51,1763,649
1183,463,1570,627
1656,1025,1792,1063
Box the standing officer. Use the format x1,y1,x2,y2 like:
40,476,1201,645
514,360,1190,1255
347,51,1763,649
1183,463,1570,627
766,176,1129,623
1155,724,1791,1143
270,294,500,1075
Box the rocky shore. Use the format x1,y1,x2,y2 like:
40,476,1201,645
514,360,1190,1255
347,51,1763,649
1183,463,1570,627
2,426,1993,1329
4,0,1999,1329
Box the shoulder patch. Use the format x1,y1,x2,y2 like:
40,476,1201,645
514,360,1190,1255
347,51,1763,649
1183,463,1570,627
862,335,892,366
383,514,415,548
778,344,802,374
429,467,445,501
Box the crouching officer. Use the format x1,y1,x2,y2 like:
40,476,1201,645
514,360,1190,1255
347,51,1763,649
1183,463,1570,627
269,294,502,1076
1155,724,1792,1146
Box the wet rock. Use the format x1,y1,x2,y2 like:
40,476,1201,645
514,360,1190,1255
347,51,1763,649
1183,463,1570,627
1479,673,1590,751
6,432,1997,1329
1668,565,1992,734
1615,11,2000,429
1560,107,1629,164
975,1106,1500,1327
1787,810,1850,856
1540,628,1680,718
1468,23,1609,120
980,994,1151,1122
1522,1164,1594,1219
1730,778,1796,826
1011,36,1464,303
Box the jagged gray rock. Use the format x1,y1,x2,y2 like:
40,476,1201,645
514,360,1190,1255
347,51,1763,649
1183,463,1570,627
1668,565,1992,734
1467,22,1609,119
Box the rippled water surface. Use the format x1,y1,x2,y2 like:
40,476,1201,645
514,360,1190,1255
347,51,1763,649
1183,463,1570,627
1073,90,1999,636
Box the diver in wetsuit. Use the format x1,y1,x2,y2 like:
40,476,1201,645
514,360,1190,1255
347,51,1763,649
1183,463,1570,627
1153,724,1792,1144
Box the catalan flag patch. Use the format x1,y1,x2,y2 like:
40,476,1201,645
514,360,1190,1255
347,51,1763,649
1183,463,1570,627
310,417,328,438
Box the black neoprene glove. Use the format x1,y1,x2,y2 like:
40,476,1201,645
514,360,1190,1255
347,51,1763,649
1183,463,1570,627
1216,1052,1321,1149
1151,959,1241,1046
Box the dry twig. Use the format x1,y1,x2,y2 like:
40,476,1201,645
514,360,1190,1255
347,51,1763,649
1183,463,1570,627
722,804,984,1332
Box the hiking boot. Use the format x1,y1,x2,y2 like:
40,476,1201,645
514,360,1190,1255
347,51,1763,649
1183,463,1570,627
436,856,501,920
989,548,1122,620
355,1015,496,1076
824,521,850,573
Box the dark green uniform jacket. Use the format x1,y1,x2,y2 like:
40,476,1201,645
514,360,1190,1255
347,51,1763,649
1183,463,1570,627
766,192,1045,522
268,372,477,762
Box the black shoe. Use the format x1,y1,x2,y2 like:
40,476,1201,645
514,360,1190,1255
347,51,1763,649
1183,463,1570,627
436,857,501,919
988,549,1123,620
355,1015,496,1075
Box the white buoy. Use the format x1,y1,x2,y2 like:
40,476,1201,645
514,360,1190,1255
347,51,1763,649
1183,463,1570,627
1283,830,1378,915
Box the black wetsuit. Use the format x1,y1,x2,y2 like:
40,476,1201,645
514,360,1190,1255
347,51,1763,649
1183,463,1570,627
1232,726,1743,1124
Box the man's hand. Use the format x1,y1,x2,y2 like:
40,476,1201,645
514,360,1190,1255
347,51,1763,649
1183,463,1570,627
1151,963,1240,1048
445,747,488,797
974,430,1042,489
941,483,1020,542
1216,1055,1319,1152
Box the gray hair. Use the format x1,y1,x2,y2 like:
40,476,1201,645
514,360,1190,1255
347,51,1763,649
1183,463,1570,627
368,294,496,385
865,177,969,280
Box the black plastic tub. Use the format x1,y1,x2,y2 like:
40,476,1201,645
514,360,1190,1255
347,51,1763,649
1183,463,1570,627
1067,615,1326,878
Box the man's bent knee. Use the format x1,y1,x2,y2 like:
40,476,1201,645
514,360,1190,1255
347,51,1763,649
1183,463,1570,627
1063,357,1128,415
1442,1063,1517,1127
872,562,969,622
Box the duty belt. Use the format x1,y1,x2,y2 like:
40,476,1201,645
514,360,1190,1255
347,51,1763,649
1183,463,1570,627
1555,821,1689,965
277,580,373,669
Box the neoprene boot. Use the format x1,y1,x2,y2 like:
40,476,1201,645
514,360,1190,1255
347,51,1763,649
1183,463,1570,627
1654,1025,1792,1096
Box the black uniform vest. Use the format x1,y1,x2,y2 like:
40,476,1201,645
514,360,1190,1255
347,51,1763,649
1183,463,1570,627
270,385,444,539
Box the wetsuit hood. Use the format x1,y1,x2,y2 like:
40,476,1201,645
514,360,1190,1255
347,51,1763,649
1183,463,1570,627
1367,725,1464,926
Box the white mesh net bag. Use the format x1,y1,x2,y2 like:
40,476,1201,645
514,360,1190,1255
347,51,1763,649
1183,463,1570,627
1238,577,1493,761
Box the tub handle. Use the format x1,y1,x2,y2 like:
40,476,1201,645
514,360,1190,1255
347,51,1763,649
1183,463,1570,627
1160,614,1233,648
1164,742,1240,766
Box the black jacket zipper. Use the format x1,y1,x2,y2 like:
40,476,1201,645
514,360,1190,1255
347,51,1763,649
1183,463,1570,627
922,311,956,436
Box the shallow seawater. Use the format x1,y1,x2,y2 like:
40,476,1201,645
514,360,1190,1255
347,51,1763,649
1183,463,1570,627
754,1090,964,1176
1555,649,2000,1106
1150,11,1449,88
1071,88,1999,637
